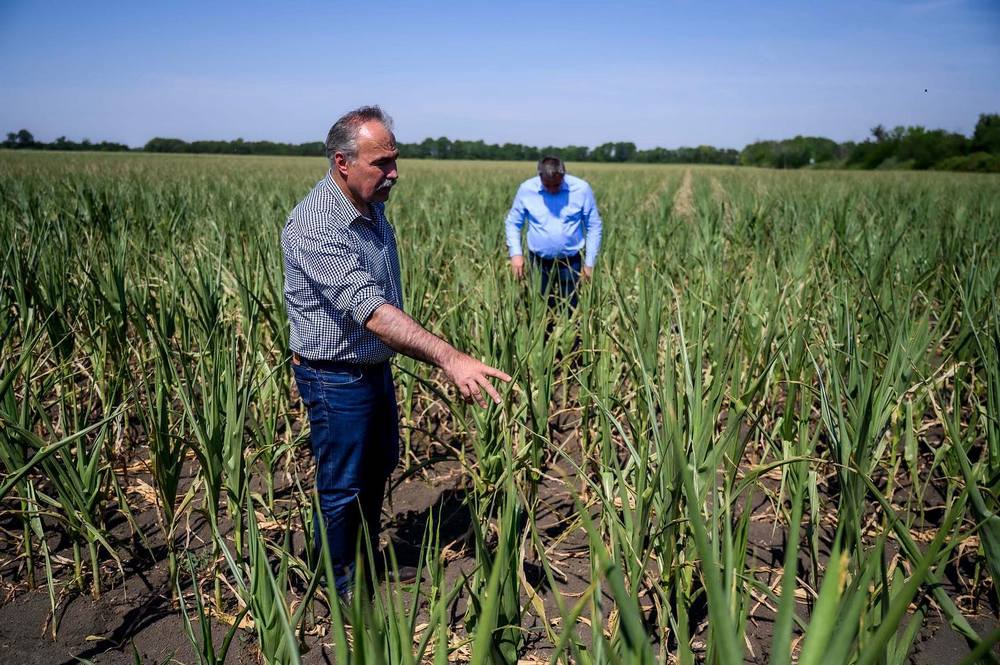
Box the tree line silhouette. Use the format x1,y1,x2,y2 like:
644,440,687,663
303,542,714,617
5,113,998,172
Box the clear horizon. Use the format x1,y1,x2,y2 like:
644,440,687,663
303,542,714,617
2,0,998,150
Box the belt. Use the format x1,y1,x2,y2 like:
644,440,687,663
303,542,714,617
531,252,582,264
292,353,383,372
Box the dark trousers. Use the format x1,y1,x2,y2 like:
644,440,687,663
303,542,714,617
530,252,582,310
292,359,399,596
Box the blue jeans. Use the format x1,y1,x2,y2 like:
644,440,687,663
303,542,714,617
292,359,399,596
531,252,582,310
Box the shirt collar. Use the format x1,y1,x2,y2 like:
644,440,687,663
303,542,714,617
324,170,375,223
536,175,570,194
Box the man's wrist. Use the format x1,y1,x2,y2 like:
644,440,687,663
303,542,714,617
436,344,461,371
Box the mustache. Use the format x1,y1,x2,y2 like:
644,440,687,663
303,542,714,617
376,178,397,192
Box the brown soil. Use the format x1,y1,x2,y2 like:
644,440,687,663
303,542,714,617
1,381,997,664
671,170,695,220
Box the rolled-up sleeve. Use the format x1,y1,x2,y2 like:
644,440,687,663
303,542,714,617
504,185,528,258
297,225,387,326
582,184,603,267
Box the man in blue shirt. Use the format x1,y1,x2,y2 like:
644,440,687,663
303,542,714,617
504,156,603,309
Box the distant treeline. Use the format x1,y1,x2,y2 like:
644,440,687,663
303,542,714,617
5,113,999,172
145,136,742,165
394,138,741,165
741,113,1000,172
144,137,326,156
3,129,130,153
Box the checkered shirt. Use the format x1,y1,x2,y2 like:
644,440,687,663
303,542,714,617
281,172,403,363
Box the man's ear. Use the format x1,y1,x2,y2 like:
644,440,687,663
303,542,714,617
333,152,350,177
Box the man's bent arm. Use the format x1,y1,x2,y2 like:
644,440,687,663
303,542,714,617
366,303,511,407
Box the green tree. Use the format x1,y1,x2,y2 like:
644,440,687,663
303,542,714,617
144,137,189,153
14,129,35,148
972,113,1000,154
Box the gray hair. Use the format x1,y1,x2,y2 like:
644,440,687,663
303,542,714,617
325,105,394,163
537,155,566,178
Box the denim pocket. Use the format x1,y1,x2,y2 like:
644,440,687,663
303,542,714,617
316,366,364,387
293,362,318,386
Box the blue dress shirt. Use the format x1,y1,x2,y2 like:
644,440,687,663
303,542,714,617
504,174,603,268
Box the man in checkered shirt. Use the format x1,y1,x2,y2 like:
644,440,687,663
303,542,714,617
281,106,510,598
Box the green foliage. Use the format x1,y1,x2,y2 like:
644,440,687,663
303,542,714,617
847,124,970,169
400,137,739,164
4,128,741,164
2,129,129,152
972,113,1000,154
144,136,325,156
744,113,997,171
1,153,998,663
634,143,740,164
937,151,1000,172
741,135,844,168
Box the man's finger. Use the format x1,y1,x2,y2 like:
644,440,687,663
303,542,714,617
477,376,503,405
484,366,512,383
470,382,487,408
461,380,480,406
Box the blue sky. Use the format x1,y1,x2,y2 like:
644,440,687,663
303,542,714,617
1,1,997,149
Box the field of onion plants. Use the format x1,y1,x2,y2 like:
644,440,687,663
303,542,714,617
0,151,998,664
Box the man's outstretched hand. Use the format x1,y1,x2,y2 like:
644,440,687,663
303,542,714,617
366,303,512,408
442,350,512,408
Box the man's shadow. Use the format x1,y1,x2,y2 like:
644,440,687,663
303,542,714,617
385,488,553,595
385,488,471,567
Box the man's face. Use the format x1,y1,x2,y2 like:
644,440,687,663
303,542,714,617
337,121,399,206
540,172,564,194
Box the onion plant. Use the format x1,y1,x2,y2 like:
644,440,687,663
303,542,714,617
1,151,998,664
